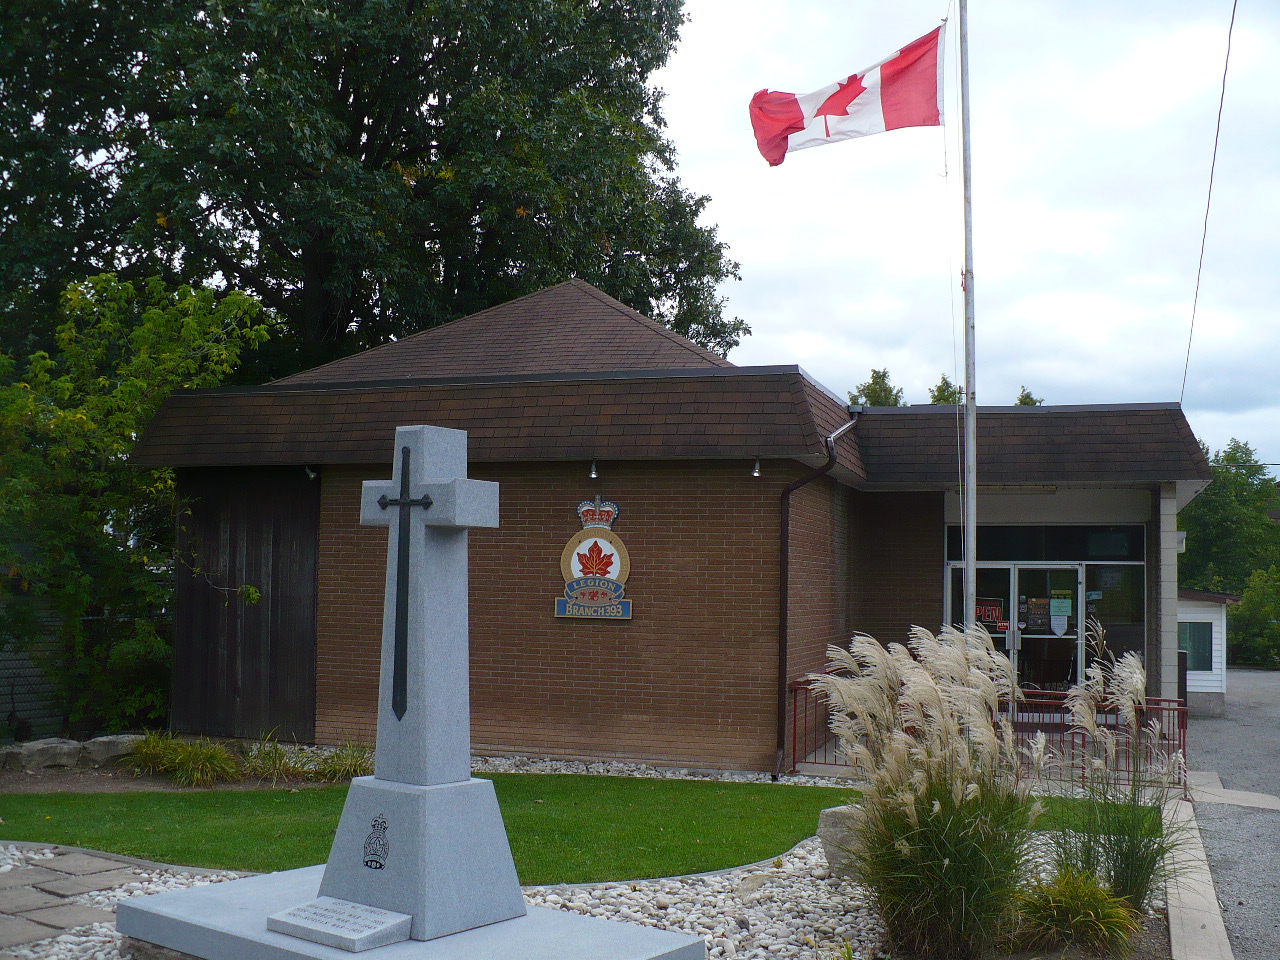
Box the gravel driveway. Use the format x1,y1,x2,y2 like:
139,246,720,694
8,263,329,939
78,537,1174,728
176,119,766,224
1188,668,1280,960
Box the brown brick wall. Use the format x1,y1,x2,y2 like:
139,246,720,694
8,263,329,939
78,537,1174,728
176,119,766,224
785,476,852,680
315,460,792,770
850,491,945,643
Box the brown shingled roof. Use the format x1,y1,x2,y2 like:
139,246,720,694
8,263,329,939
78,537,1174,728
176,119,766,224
131,367,855,471
130,282,1209,488
854,403,1212,486
275,280,732,386
133,380,1207,488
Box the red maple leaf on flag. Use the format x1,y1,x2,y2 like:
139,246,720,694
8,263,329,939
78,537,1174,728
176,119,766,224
576,540,615,577
816,74,867,137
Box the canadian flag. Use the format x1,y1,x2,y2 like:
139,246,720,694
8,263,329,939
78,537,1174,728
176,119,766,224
749,27,944,166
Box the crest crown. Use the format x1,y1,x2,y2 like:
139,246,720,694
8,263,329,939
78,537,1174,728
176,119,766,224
577,495,619,529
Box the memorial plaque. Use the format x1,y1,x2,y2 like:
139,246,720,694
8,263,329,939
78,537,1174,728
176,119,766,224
266,896,411,952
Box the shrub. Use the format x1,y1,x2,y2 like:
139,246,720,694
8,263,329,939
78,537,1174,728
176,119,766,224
812,626,1040,960
311,743,374,782
127,729,178,776
167,738,242,788
242,732,313,785
1014,868,1142,957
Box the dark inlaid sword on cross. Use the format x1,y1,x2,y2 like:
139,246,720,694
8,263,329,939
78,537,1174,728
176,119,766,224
377,445,433,720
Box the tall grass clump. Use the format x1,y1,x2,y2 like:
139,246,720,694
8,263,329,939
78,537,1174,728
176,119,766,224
1032,620,1188,913
241,731,314,785
167,738,242,787
127,729,178,776
311,742,374,782
1014,869,1142,957
812,625,1040,960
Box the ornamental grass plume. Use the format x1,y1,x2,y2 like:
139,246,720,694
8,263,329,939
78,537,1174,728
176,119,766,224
812,625,1039,960
1046,619,1188,913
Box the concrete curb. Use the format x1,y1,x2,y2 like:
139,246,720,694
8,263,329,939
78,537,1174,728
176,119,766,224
1191,784,1280,811
1166,800,1235,960
1,840,249,879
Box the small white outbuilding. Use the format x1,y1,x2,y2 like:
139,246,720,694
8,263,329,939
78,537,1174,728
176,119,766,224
1177,588,1237,716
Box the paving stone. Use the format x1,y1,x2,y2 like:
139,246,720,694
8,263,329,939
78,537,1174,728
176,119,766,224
19,902,116,930
0,915,55,949
43,851,125,876
0,886,65,913
0,866,65,891
35,867,139,897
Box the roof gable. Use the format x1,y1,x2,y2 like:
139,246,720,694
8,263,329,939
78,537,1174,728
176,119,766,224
275,280,732,386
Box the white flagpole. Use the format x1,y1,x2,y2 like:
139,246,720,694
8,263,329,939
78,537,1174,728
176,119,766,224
958,1,978,630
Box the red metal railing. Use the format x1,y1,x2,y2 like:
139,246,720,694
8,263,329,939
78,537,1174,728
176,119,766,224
788,677,1189,791
788,676,840,770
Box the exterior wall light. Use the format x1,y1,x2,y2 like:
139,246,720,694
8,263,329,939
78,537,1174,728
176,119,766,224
752,458,762,478
589,460,599,479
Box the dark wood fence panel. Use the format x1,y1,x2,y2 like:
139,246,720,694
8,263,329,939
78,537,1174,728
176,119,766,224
174,467,319,741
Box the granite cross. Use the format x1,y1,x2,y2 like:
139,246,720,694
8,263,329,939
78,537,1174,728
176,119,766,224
359,425,498,786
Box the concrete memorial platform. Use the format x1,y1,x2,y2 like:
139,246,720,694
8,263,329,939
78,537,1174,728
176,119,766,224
117,425,704,960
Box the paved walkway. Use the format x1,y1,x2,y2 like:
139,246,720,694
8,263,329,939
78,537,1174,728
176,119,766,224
0,849,145,951
1186,668,1280,960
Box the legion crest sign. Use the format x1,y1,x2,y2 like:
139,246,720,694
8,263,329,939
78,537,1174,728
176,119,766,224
555,495,632,619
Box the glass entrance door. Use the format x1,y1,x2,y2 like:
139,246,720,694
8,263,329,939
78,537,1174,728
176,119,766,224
948,566,1013,659
1013,566,1082,690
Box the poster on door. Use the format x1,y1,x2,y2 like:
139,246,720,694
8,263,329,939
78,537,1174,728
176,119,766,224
1049,589,1073,637
1023,597,1048,632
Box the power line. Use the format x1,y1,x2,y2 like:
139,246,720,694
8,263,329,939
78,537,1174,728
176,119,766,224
1181,0,1239,404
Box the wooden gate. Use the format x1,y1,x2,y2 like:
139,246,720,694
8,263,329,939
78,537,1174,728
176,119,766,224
173,466,319,742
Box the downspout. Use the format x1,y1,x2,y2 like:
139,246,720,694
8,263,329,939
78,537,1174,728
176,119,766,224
773,411,860,779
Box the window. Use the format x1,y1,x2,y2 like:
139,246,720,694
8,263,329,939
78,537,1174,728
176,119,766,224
946,525,1145,562
1178,621,1214,672
1087,565,1145,659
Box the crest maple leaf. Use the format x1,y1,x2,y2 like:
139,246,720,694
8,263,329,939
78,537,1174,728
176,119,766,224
576,540,615,577
815,74,867,137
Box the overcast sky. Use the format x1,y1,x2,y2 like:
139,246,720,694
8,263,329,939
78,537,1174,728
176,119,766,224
652,0,1280,467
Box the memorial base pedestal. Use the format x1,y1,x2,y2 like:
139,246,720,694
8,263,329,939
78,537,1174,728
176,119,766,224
318,776,525,941
117,867,704,960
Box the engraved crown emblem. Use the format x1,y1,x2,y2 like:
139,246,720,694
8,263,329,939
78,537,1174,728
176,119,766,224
363,814,389,870
577,495,619,530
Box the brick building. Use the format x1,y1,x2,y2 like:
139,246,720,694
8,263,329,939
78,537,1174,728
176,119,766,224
132,281,1212,772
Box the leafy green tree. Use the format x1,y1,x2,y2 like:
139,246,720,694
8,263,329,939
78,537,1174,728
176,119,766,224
1178,439,1280,595
0,274,268,733
929,373,962,405
0,0,170,358
1015,386,1043,406
1,0,743,376
1229,566,1280,666
850,369,904,407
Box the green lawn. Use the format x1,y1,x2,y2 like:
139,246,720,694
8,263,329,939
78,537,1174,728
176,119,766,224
0,774,854,884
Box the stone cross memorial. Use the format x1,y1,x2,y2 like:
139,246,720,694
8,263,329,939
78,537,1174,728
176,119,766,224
117,425,703,960
305,424,526,944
